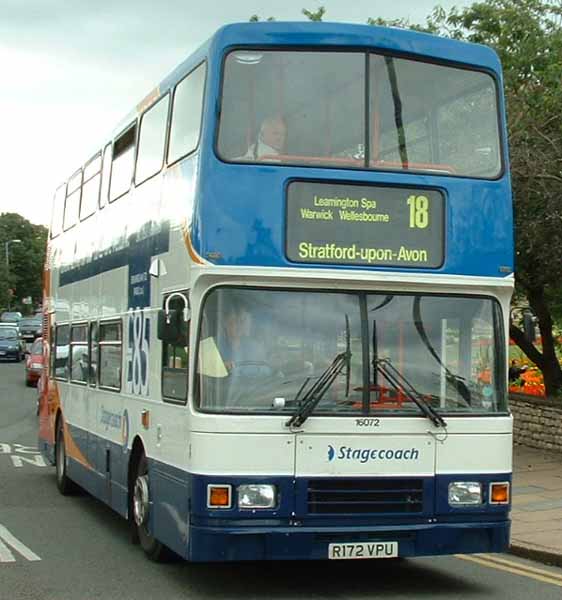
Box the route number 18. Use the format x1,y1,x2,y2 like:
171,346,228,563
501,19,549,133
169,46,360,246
407,195,429,229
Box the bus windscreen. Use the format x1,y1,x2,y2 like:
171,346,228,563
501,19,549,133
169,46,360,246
218,50,502,178
196,288,507,416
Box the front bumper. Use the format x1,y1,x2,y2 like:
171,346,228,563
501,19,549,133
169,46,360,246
0,349,20,360
187,520,510,562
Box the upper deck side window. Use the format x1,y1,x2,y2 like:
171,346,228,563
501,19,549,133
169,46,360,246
64,169,83,230
50,184,66,239
217,50,502,179
168,62,206,165
99,143,112,209
136,94,170,185
80,153,102,221
110,123,137,202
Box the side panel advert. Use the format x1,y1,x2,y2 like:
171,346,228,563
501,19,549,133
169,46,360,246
286,182,445,268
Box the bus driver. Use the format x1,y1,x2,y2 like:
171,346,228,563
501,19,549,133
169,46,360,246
242,114,287,160
218,304,267,375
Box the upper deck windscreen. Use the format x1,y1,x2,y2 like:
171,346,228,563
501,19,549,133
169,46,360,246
217,50,502,178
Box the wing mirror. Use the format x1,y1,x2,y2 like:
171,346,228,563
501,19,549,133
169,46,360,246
157,292,190,344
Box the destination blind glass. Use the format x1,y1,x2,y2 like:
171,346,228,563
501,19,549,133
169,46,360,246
286,182,445,268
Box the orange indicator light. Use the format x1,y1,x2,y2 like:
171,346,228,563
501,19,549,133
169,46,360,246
208,485,231,508
490,482,510,504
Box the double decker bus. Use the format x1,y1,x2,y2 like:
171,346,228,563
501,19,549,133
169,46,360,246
39,22,513,562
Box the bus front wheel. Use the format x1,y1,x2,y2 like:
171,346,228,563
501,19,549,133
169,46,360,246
132,453,171,562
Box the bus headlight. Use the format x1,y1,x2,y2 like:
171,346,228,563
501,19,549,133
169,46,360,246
237,484,277,509
448,482,482,506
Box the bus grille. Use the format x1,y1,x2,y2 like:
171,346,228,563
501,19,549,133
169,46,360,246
307,478,424,514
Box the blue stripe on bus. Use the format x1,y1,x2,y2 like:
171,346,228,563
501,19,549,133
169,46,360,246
58,223,170,287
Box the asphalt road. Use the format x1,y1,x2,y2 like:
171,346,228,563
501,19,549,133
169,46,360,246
1,361,562,600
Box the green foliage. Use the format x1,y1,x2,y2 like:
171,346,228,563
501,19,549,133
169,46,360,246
366,16,437,33
249,14,276,22
302,6,325,21
0,213,47,314
0,259,9,310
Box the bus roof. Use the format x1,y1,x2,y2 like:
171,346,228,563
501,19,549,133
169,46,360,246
68,21,503,188
119,21,502,137
210,22,501,71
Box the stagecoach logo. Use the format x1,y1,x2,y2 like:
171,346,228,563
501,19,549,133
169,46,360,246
327,445,420,463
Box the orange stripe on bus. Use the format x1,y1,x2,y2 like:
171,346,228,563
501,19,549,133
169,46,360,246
182,224,207,265
62,418,93,470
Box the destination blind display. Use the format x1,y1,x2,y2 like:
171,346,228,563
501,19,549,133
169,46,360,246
286,182,445,268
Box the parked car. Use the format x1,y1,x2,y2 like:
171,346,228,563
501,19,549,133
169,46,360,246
18,317,42,343
0,311,22,324
25,337,44,386
0,327,25,361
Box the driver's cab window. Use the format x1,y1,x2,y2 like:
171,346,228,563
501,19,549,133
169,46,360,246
162,293,190,402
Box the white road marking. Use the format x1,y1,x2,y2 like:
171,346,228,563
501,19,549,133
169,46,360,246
10,455,47,468
12,444,40,454
0,525,41,562
0,539,15,563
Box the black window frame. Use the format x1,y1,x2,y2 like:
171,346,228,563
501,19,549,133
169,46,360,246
215,47,505,182
69,322,89,385
50,183,67,239
135,92,171,186
89,321,99,387
99,142,112,209
167,61,207,167
98,319,123,391
79,152,102,222
161,291,190,405
63,169,83,231
54,323,70,382
194,285,509,417
109,122,138,203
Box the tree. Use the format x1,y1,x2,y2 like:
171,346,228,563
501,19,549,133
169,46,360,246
302,6,325,21
249,5,325,22
417,1,562,397
249,14,276,22
0,259,9,311
0,213,48,314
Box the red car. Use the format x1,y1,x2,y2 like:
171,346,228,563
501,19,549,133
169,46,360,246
25,337,44,387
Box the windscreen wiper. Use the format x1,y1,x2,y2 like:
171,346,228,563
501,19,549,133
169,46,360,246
374,358,446,428
285,316,351,429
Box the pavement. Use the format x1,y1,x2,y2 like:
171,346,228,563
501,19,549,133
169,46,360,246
510,443,562,567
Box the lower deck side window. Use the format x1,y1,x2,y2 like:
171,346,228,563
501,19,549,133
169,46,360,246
162,294,190,402
99,321,122,390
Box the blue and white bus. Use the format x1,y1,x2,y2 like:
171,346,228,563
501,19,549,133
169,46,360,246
39,21,514,562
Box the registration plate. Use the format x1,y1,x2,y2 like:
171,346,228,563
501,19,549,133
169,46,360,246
328,541,398,560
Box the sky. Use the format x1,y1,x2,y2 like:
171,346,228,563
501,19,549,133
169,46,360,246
0,0,472,227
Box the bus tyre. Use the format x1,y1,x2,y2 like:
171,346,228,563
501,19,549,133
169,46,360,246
55,420,78,495
132,454,171,562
